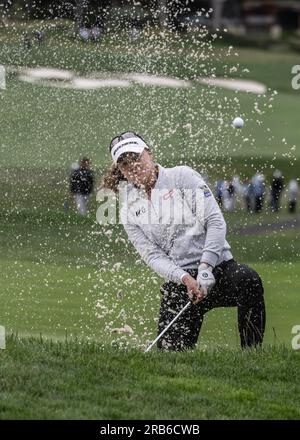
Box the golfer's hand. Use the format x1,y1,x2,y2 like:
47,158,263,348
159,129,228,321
181,274,206,305
196,263,215,297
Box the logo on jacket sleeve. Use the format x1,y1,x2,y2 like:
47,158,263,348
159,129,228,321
203,184,212,198
135,206,146,217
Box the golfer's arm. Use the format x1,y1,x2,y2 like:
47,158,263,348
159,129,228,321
180,166,226,268
201,196,226,268
123,222,187,284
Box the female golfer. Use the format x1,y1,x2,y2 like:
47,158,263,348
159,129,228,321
101,131,266,351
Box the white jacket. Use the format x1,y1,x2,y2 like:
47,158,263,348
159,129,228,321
120,164,233,284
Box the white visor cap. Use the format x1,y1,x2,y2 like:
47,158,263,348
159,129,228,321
111,137,149,164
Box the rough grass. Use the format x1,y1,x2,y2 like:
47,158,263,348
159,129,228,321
0,336,299,420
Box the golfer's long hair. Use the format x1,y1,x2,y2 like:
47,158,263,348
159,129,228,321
100,131,151,194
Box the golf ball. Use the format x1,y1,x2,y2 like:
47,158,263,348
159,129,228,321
233,117,244,129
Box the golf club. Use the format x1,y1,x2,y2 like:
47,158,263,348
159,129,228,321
144,300,193,353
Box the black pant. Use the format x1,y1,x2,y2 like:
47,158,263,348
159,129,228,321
271,193,281,212
157,259,266,351
255,196,263,213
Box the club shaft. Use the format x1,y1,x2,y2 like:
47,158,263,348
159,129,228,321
145,301,192,352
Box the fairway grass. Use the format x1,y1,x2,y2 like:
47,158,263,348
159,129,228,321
0,337,299,420
1,252,299,348
0,206,299,347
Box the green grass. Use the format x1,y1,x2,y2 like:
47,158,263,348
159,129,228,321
1,206,299,346
0,337,299,419
0,75,298,168
0,27,299,221
0,25,299,420
0,26,299,93
1,258,299,348
0,24,299,345
0,76,298,225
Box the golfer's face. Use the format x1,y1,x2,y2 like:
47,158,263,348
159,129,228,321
118,150,153,187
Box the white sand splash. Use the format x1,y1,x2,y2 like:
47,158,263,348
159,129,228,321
111,325,134,335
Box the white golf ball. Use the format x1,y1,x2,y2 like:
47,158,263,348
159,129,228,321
233,117,244,129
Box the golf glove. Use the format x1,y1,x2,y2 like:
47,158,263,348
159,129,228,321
197,263,215,297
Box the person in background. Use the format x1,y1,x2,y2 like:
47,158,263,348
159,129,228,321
288,179,298,214
34,30,45,45
252,172,265,213
232,175,243,208
243,179,254,212
222,180,235,211
232,175,242,192
90,26,102,43
227,180,236,211
69,157,94,215
23,31,31,49
270,169,284,212
215,179,224,207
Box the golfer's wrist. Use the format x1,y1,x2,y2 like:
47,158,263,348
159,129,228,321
199,262,213,272
181,273,190,285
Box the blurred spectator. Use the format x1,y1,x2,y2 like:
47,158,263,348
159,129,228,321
232,175,243,196
213,171,298,216
232,174,244,208
243,179,254,212
90,26,102,43
288,179,298,214
270,169,284,212
69,157,94,216
23,32,31,49
252,172,265,213
215,179,224,207
34,30,45,45
79,27,90,41
222,180,235,211
131,27,141,41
